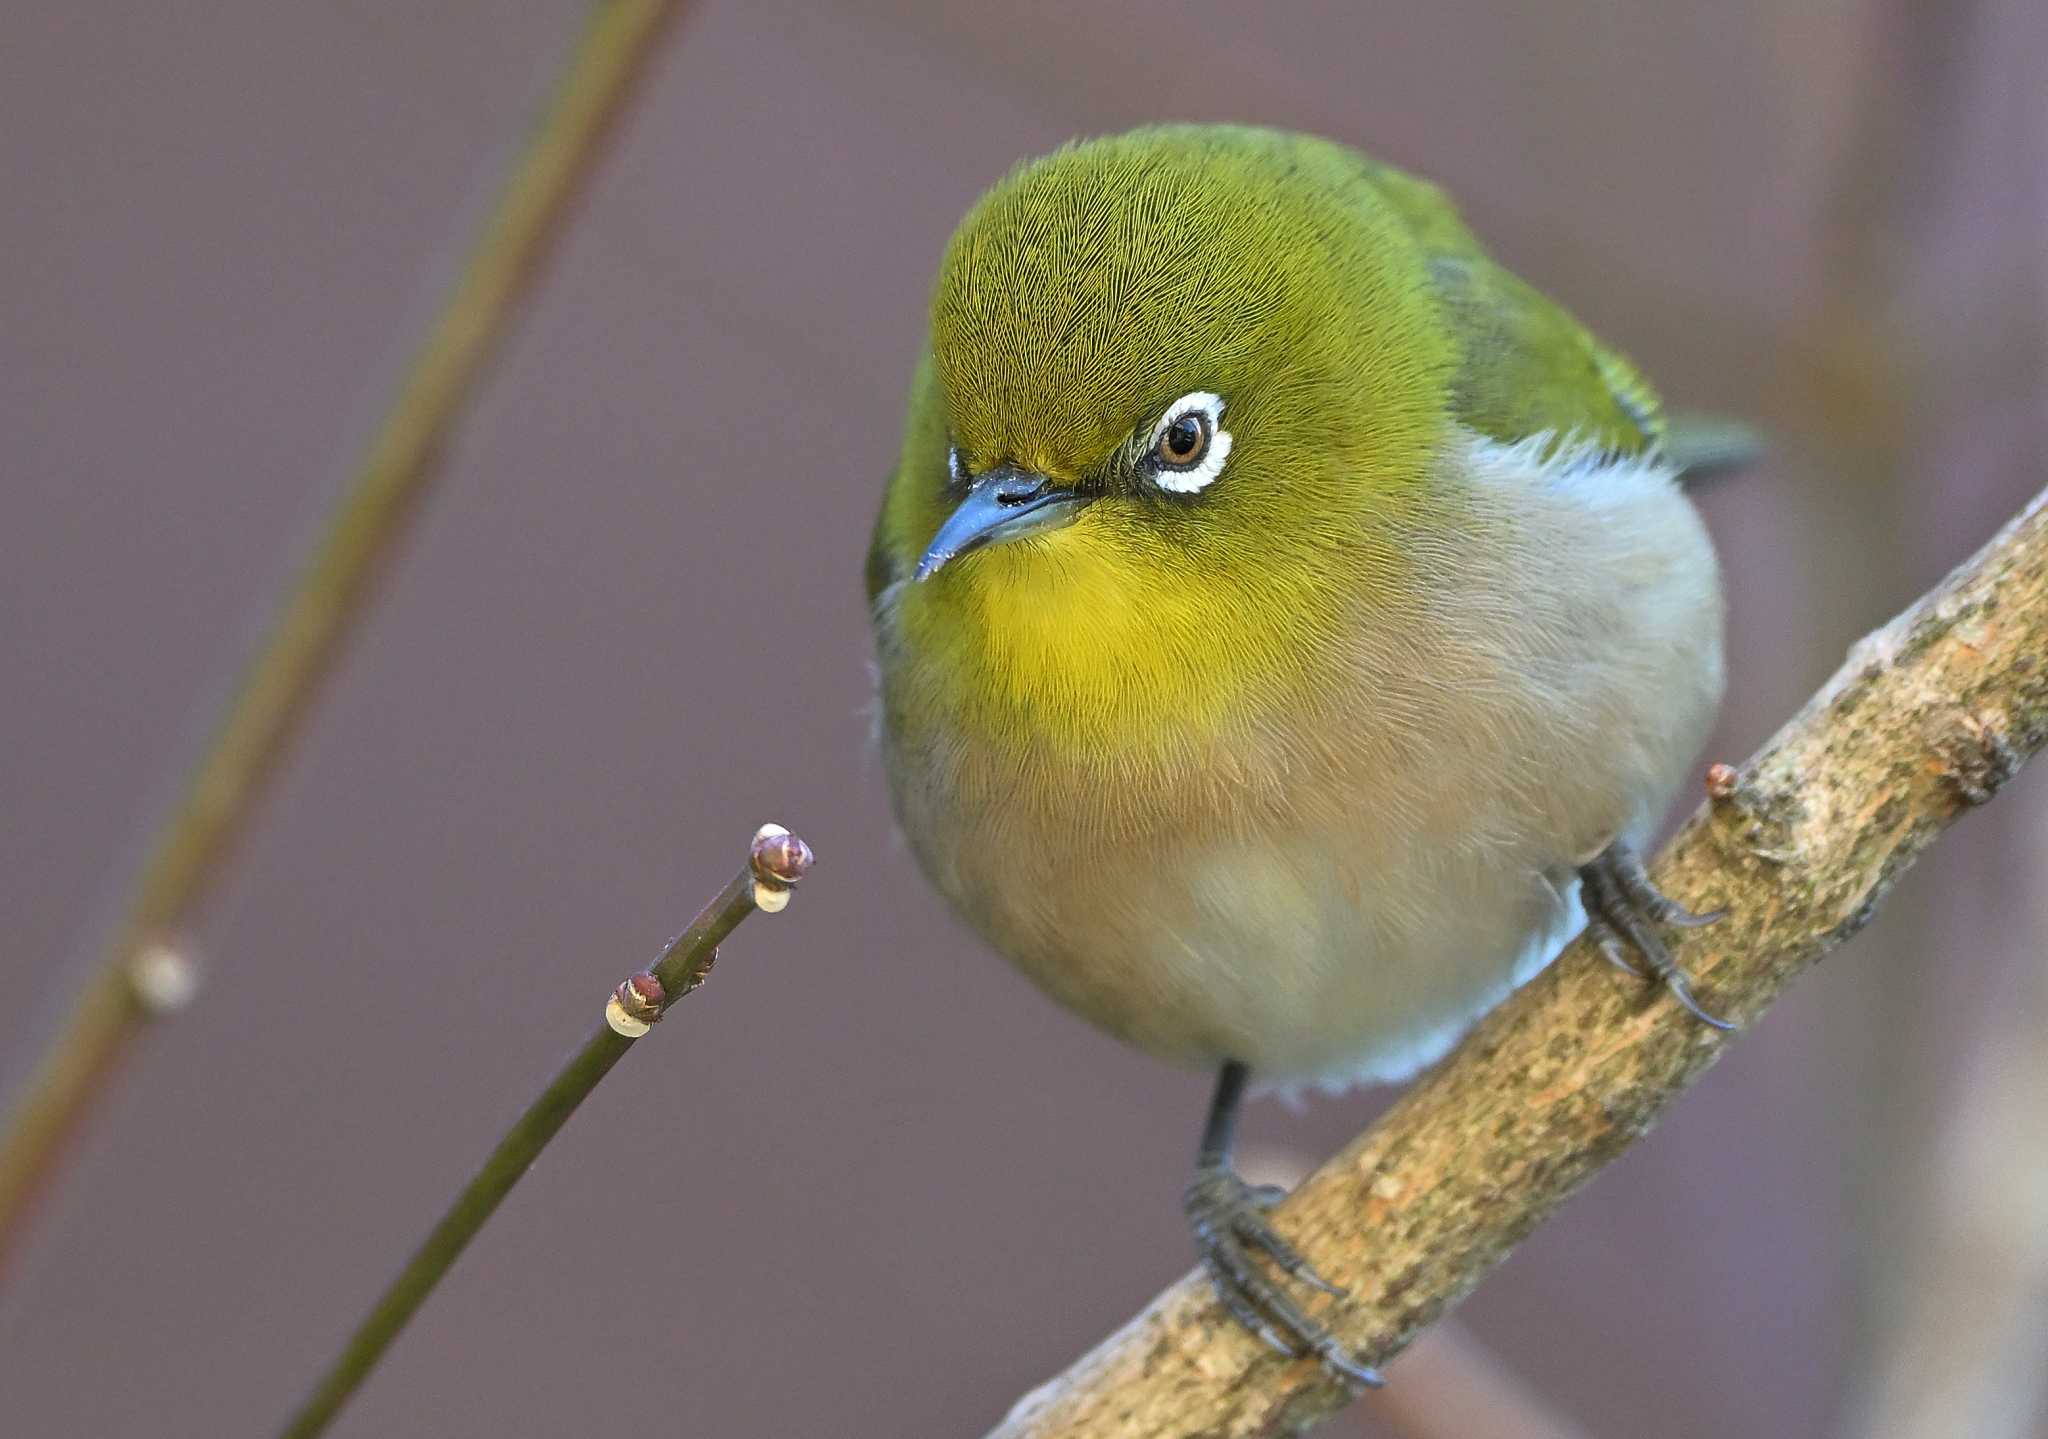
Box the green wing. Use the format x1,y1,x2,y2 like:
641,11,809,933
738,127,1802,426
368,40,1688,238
1358,161,1664,458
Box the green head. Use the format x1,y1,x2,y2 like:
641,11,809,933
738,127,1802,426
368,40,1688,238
873,126,1459,753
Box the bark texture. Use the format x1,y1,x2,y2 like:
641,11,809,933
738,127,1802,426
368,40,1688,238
988,485,2048,1439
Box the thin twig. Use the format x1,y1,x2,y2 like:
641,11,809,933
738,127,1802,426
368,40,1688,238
987,483,2048,1437
0,0,687,1276
273,824,811,1439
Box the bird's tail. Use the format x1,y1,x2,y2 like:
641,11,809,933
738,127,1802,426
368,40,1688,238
1664,414,1764,487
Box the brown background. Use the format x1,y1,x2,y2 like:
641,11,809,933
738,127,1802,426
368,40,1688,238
3,3,2044,1436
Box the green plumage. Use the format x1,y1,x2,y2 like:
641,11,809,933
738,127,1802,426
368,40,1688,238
1348,154,1666,456
864,124,1733,1379
868,125,1676,610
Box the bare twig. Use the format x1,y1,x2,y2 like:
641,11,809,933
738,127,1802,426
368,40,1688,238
0,0,687,1275
273,824,811,1439
988,485,2048,1438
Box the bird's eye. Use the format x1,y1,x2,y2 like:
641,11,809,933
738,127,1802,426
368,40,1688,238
1158,413,1208,467
1144,392,1232,495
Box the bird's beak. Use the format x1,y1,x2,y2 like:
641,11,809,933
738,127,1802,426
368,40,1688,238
914,466,1092,581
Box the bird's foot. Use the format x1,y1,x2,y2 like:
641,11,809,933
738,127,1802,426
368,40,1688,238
1183,1162,1384,1389
1578,842,1734,1030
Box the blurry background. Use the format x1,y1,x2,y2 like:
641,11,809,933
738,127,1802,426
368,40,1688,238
2,2,2044,1435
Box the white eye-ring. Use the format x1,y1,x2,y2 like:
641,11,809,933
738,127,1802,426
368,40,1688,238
1145,392,1231,495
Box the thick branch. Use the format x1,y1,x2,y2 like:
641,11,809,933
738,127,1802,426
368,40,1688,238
990,485,2048,1438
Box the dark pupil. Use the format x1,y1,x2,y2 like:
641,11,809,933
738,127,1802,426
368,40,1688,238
1164,414,1204,461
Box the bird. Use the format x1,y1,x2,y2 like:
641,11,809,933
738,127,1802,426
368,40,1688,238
865,124,1739,1386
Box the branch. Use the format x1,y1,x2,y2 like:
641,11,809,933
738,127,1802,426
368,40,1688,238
273,824,811,1439
0,0,687,1275
989,484,2048,1438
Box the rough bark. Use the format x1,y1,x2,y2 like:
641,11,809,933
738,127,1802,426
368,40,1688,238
988,485,2048,1439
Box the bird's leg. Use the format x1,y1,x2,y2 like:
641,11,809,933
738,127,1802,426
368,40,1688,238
1183,1060,1384,1389
1578,841,1734,1030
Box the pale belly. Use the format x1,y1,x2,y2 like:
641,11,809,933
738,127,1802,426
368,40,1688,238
888,720,1605,1088
873,431,1723,1088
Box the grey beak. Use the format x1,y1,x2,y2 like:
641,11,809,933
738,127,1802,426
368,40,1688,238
914,466,1092,581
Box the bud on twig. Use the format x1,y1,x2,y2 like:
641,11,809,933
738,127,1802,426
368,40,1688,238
749,823,813,912
1704,762,1740,801
604,971,665,1038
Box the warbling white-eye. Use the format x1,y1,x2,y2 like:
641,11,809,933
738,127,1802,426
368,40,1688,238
866,125,1741,1385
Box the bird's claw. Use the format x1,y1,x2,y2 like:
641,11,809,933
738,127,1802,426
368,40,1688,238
1184,1163,1383,1389
1580,844,1735,1030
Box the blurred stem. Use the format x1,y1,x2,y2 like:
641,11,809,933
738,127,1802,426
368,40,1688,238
1377,1322,1590,1439
1790,0,1996,1394
275,826,810,1439
1844,1021,2048,1439
0,0,685,1277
